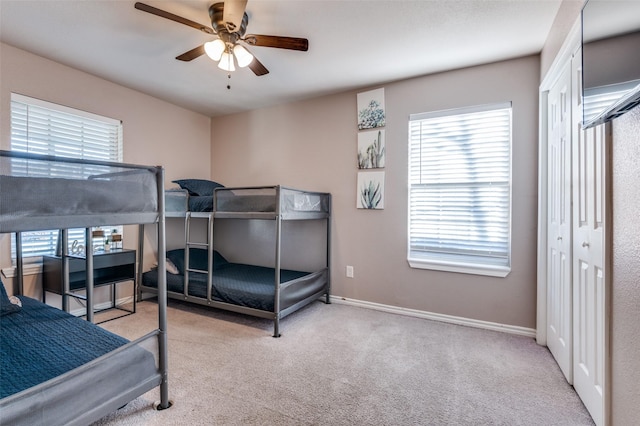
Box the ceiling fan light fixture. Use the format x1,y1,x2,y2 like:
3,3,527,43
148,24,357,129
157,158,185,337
204,39,225,61
233,44,254,68
218,51,236,72
134,2,309,77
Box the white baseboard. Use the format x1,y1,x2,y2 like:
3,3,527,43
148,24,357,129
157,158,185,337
329,296,536,338
65,292,536,337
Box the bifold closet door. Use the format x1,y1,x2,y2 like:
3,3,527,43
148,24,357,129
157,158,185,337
544,46,608,426
572,121,609,426
546,61,573,383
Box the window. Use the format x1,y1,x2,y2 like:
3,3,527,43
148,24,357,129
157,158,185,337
10,93,123,259
408,102,512,277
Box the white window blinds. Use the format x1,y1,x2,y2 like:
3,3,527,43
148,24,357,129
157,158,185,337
11,93,122,162
10,93,123,258
408,103,512,276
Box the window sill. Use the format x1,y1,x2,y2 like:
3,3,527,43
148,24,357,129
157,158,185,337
1,263,42,278
408,257,510,277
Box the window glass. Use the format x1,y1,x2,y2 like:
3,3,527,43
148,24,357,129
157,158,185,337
408,102,512,276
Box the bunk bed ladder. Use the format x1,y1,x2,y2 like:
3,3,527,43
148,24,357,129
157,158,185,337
183,211,215,301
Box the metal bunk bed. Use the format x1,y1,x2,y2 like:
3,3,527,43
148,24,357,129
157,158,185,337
0,150,171,425
141,185,331,337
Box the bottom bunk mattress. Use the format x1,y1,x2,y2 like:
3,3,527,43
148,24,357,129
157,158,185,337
0,296,160,426
0,296,129,398
143,263,327,312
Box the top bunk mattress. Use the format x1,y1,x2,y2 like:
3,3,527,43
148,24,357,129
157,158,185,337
165,189,212,214
214,186,330,219
0,150,161,232
165,185,330,219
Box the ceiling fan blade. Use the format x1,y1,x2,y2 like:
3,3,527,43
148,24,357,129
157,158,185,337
176,45,206,62
243,35,309,51
222,0,248,33
247,55,269,76
134,2,214,35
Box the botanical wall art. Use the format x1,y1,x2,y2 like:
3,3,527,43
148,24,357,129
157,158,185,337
355,87,386,210
357,171,385,209
357,129,385,169
357,88,385,130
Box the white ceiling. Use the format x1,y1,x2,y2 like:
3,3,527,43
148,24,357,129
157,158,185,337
0,0,564,117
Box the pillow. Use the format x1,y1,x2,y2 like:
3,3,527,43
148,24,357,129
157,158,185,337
166,248,229,274
9,296,22,308
1,278,21,316
166,258,179,275
172,179,224,196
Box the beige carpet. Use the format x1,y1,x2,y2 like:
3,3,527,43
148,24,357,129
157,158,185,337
94,300,593,425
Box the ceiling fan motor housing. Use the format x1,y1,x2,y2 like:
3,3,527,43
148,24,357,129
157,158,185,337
209,2,248,37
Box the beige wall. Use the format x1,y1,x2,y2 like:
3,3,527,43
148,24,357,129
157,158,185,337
540,0,584,78
212,55,541,329
0,43,212,295
611,106,640,425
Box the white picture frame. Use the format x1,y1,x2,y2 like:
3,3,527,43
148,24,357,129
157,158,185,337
357,129,385,169
357,88,386,130
357,171,385,209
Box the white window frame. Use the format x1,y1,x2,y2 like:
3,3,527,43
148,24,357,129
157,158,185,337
9,93,123,263
407,102,512,277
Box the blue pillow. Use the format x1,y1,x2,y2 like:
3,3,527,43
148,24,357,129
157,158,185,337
172,179,224,196
1,278,21,316
166,248,229,273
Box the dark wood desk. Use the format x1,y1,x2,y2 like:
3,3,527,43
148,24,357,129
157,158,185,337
42,249,136,321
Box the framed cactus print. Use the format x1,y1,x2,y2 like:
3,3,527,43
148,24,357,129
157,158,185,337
357,88,385,130
357,129,385,169
357,171,385,209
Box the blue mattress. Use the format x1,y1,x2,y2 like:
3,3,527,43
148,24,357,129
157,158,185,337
143,263,309,311
0,296,129,398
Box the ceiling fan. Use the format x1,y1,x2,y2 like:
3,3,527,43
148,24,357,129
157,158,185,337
134,1,309,77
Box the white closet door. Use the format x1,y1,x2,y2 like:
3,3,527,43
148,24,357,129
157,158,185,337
572,121,609,426
570,46,608,425
546,62,573,382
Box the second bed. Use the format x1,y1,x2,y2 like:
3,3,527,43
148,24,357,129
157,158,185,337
141,185,331,337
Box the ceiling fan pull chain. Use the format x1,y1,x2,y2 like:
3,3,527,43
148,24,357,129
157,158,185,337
227,73,231,90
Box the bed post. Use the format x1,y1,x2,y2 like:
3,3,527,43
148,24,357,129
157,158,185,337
326,194,332,305
61,229,69,311
273,187,282,338
155,167,172,410
206,212,214,301
85,228,94,323
13,233,24,296
137,224,145,302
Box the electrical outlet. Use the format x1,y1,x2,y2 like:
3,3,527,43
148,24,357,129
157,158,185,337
346,265,354,278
